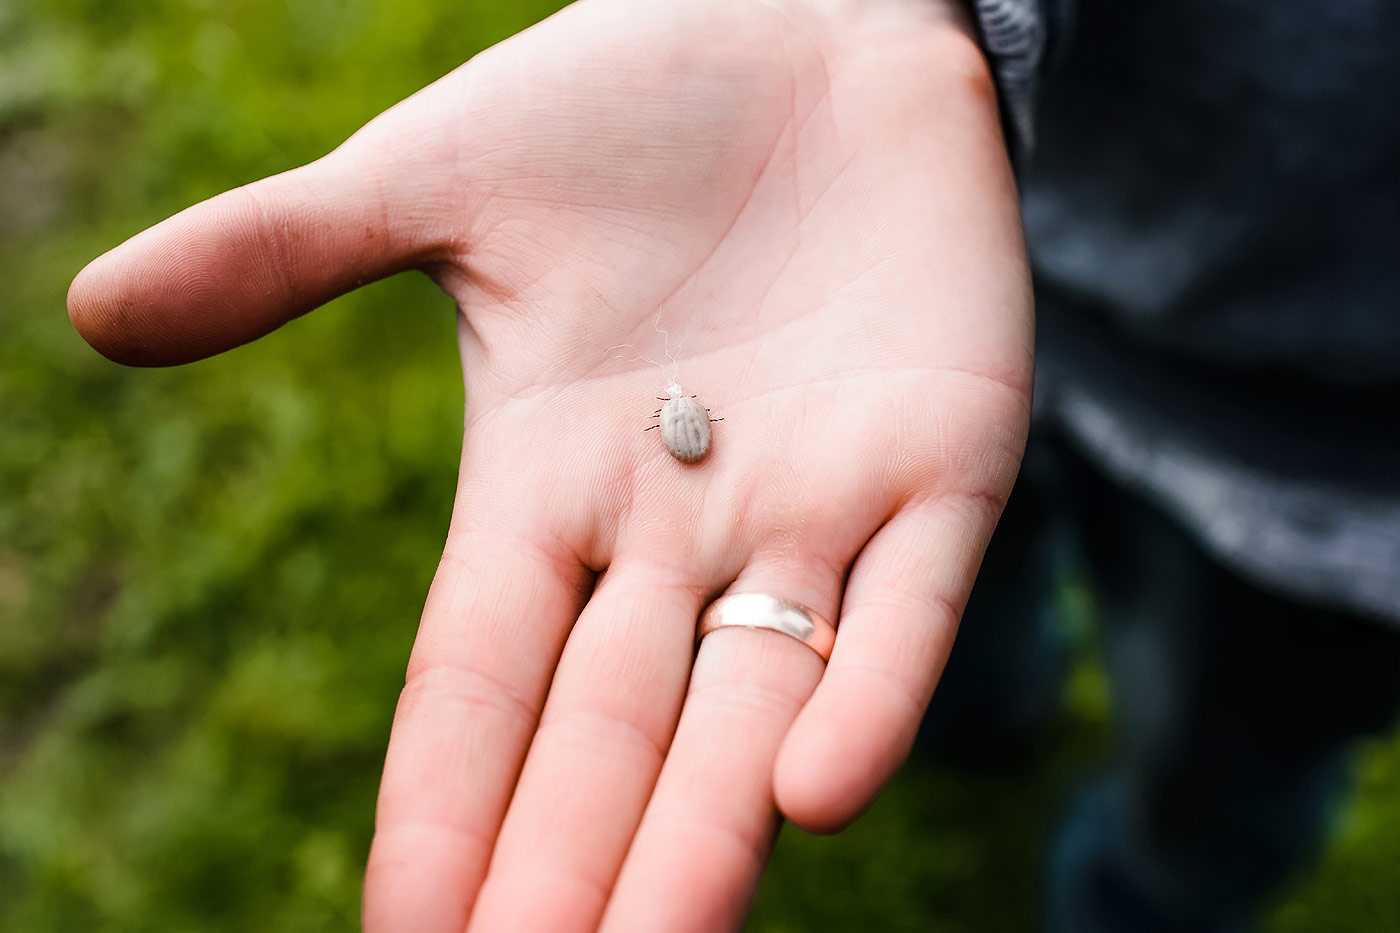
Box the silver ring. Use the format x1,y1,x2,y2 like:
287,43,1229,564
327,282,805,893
697,593,837,662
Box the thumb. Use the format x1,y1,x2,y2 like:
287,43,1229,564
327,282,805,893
67,106,454,367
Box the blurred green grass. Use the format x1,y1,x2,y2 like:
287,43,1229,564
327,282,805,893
2,2,1398,930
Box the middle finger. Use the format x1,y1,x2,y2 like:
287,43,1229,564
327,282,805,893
465,558,705,932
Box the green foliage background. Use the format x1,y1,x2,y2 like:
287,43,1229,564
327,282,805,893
2,1,1397,930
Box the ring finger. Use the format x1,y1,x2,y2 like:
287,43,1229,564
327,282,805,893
599,559,844,932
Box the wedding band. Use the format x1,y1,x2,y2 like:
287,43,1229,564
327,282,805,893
697,593,837,662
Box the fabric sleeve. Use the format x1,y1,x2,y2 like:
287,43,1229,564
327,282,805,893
967,0,1073,161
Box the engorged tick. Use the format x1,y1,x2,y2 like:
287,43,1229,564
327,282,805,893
645,381,722,463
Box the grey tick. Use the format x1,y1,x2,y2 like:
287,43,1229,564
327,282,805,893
646,382,722,463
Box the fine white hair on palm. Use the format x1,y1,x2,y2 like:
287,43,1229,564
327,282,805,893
604,310,680,391
604,310,720,464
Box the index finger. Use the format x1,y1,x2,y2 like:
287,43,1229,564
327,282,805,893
363,521,592,933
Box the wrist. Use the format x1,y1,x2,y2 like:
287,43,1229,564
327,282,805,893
777,0,1000,146
785,0,977,39
777,0,993,102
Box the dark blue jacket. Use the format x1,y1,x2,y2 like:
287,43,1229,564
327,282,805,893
974,0,1400,621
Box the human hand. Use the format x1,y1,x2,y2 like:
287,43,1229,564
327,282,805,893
68,0,1031,929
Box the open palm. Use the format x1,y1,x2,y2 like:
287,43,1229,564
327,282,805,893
69,1,1031,929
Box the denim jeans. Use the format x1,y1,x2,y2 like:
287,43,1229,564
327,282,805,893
922,432,1400,932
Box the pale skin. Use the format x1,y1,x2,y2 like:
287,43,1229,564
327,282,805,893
67,0,1033,929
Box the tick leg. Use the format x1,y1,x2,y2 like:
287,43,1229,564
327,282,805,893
643,424,660,432
709,417,724,423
